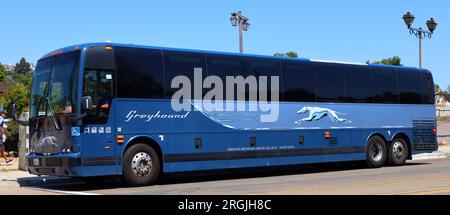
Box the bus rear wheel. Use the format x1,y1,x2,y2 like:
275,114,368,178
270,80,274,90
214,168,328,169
123,143,160,186
388,138,408,166
366,136,387,168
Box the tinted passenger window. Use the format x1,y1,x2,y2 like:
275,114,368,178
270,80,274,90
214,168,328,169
398,69,422,104
115,47,164,98
316,64,346,102
282,62,315,102
345,66,371,103
164,51,206,98
244,58,281,101
85,46,115,70
423,71,435,104
206,55,244,100
370,68,398,103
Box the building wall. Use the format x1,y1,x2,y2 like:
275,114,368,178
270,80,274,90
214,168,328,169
0,82,13,97
436,95,450,117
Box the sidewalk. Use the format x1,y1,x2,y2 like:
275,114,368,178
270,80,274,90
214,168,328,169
0,157,19,172
412,144,450,160
0,158,62,194
437,122,450,144
438,144,450,153
1,158,31,188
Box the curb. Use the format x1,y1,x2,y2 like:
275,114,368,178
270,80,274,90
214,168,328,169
0,169,22,173
412,151,449,161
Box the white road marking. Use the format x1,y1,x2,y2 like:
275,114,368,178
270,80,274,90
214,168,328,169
24,186,100,195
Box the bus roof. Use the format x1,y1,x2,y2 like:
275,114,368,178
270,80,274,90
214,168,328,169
39,42,426,71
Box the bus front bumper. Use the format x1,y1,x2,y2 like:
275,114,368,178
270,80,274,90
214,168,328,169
26,153,82,177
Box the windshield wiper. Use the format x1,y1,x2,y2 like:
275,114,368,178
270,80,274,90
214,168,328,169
45,96,62,130
34,83,62,131
33,84,49,131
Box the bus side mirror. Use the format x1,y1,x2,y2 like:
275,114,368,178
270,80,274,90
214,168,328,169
10,97,29,126
82,96,93,112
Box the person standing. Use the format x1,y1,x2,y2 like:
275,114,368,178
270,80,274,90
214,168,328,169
0,111,13,165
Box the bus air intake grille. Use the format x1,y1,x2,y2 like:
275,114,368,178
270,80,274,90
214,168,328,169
46,158,62,167
412,120,437,151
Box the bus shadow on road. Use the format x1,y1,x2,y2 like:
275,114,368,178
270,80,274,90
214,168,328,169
16,161,431,192
159,161,430,185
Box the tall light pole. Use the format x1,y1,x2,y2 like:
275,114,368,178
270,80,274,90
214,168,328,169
230,11,250,54
402,12,438,68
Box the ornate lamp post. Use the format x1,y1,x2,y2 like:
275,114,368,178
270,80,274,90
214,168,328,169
402,12,438,68
230,11,250,54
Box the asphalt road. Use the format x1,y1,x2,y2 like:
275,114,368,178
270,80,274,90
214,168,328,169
17,157,450,195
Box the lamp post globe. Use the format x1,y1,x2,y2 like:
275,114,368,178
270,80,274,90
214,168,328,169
403,12,415,28
426,18,437,33
243,22,250,31
402,12,437,68
230,11,250,53
230,15,238,27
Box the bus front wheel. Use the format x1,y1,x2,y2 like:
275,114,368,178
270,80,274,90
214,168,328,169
388,138,408,166
366,136,387,168
123,144,160,186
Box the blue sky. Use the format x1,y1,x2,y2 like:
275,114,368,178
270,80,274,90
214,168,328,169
1,0,449,87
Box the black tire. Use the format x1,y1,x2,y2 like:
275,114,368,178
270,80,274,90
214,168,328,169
366,136,387,168
388,138,409,166
123,144,160,186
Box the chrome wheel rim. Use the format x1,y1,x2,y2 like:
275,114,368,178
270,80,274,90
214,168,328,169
131,152,152,177
392,141,405,160
371,141,383,162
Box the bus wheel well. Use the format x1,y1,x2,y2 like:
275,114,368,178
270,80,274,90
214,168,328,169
368,133,387,144
392,133,412,160
124,137,163,172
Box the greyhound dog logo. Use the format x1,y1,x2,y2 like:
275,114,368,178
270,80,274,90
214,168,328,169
294,107,351,124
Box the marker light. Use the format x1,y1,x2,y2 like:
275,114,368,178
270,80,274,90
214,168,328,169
67,146,76,153
117,135,124,144
51,50,63,56
325,131,330,139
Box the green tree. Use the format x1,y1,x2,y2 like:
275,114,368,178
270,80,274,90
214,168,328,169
285,51,298,58
442,86,450,101
0,79,31,150
0,59,32,116
17,72,32,89
0,60,33,151
435,84,441,93
274,51,299,58
0,82,30,116
371,56,403,66
0,63,6,82
14,57,32,74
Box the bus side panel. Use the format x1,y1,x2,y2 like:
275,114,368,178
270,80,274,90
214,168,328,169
115,100,435,173
164,153,366,173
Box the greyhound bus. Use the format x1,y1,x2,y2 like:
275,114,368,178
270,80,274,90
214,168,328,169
18,43,437,186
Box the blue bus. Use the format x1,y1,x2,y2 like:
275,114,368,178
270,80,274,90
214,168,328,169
18,43,437,186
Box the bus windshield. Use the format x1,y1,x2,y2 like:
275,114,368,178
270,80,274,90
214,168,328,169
30,52,80,118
